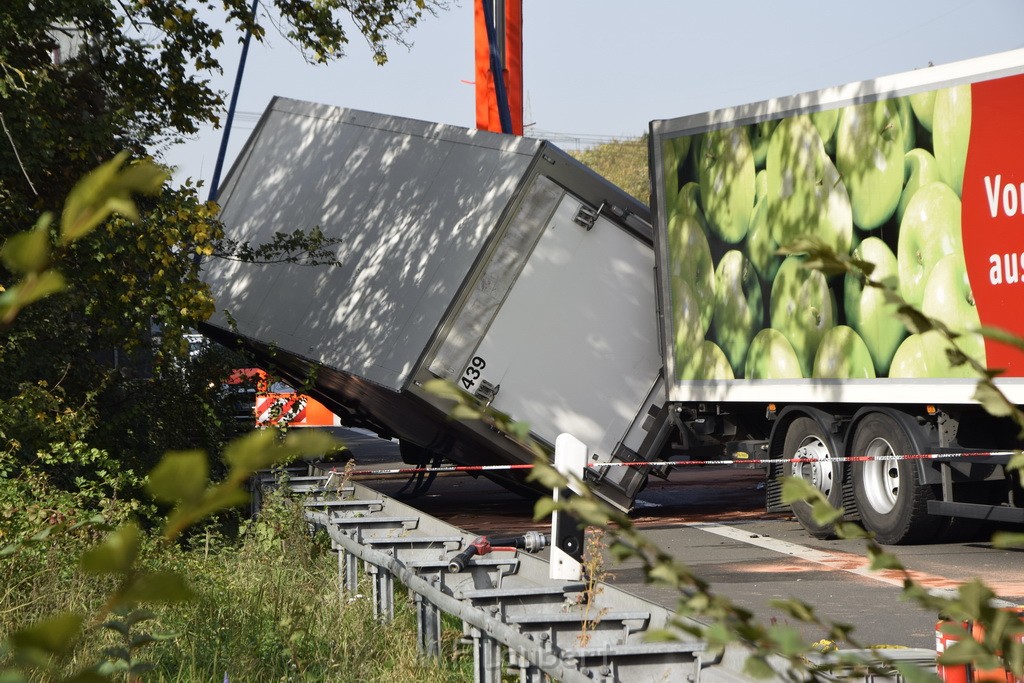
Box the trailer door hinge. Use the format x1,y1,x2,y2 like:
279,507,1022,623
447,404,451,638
572,202,603,231
474,380,500,405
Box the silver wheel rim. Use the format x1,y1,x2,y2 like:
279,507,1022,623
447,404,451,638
793,434,834,497
861,437,899,514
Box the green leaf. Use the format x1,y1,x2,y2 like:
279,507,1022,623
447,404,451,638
120,571,194,605
1,219,51,273
80,524,140,574
768,624,807,656
0,270,67,322
780,475,824,505
648,562,682,588
130,633,163,648
450,403,482,422
221,429,341,474
129,662,157,675
978,325,1024,354
279,429,342,462
973,382,1017,418
896,306,934,335
703,622,734,649
102,646,131,662
940,636,994,665
957,579,997,620
60,154,167,243
525,462,566,490
222,430,278,471
893,661,941,683
124,609,157,628
769,597,816,623
566,498,612,526
114,159,168,195
9,613,84,656
507,421,531,440
642,628,680,643
992,531,1024,549
811,499,843,526
0,670,29,683
101,619,130,637
421,378,465,402
608,540,638,561
532,497,556,521
164,486,250,537
743,654,776,679
867,545,904,571
834,521,872,540
146,450,208,503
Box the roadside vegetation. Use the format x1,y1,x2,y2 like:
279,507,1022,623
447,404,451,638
2,482,473,681
570,137,649,203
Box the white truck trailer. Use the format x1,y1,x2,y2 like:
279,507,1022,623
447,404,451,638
199,98,668,510
648,48,1024,543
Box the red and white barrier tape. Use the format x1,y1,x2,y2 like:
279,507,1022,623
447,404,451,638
335,449,1018,477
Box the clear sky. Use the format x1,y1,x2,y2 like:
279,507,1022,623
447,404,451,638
163,0,1024,191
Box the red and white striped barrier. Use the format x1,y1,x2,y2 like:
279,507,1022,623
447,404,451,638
334,449,1019,478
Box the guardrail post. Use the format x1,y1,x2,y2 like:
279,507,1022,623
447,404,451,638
416,591,442,657
550,433,587,581
333,542,359,595
368,564,394,620
471,626,503,683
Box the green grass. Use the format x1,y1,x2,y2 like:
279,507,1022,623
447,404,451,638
0,492,475,682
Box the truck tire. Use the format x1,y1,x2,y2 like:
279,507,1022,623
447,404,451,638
783,417,843,539
851,413,940,544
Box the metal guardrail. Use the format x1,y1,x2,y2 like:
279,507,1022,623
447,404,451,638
253,468,936,682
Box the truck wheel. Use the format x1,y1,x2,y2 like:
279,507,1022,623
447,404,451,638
851,413,939,545
783,417,843,539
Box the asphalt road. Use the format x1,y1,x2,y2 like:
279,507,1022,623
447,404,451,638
319,427,1024,651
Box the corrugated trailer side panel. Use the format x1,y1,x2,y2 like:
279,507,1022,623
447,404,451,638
204,98,543,391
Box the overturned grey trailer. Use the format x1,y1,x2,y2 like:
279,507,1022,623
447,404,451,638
199,98,669,508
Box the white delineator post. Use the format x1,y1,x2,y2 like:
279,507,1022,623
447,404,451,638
550,433,587,581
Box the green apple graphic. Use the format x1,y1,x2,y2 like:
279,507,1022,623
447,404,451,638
896,148,941,224
811,108,839,152
667,207,716,334
744,328,803,379
673,279,706,379
750,120,778,169
897,96,916,153
891,330,976,379
674,181,706,223
920,253,985,375
812,325,876,379
909,90,936,132
766,115,852,255
661,139,681,210
933,84,971,197
679,340,734,381
713,250,764,375
747,169,780,285
844,237,906,375
897,181,962,308
836,100,905,230
888,333,929,378
770,255,834,378
698,126,755,243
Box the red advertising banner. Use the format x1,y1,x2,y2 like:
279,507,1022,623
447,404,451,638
962,73,1024,377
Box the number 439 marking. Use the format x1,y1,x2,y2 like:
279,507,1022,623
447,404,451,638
461,356,487,390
